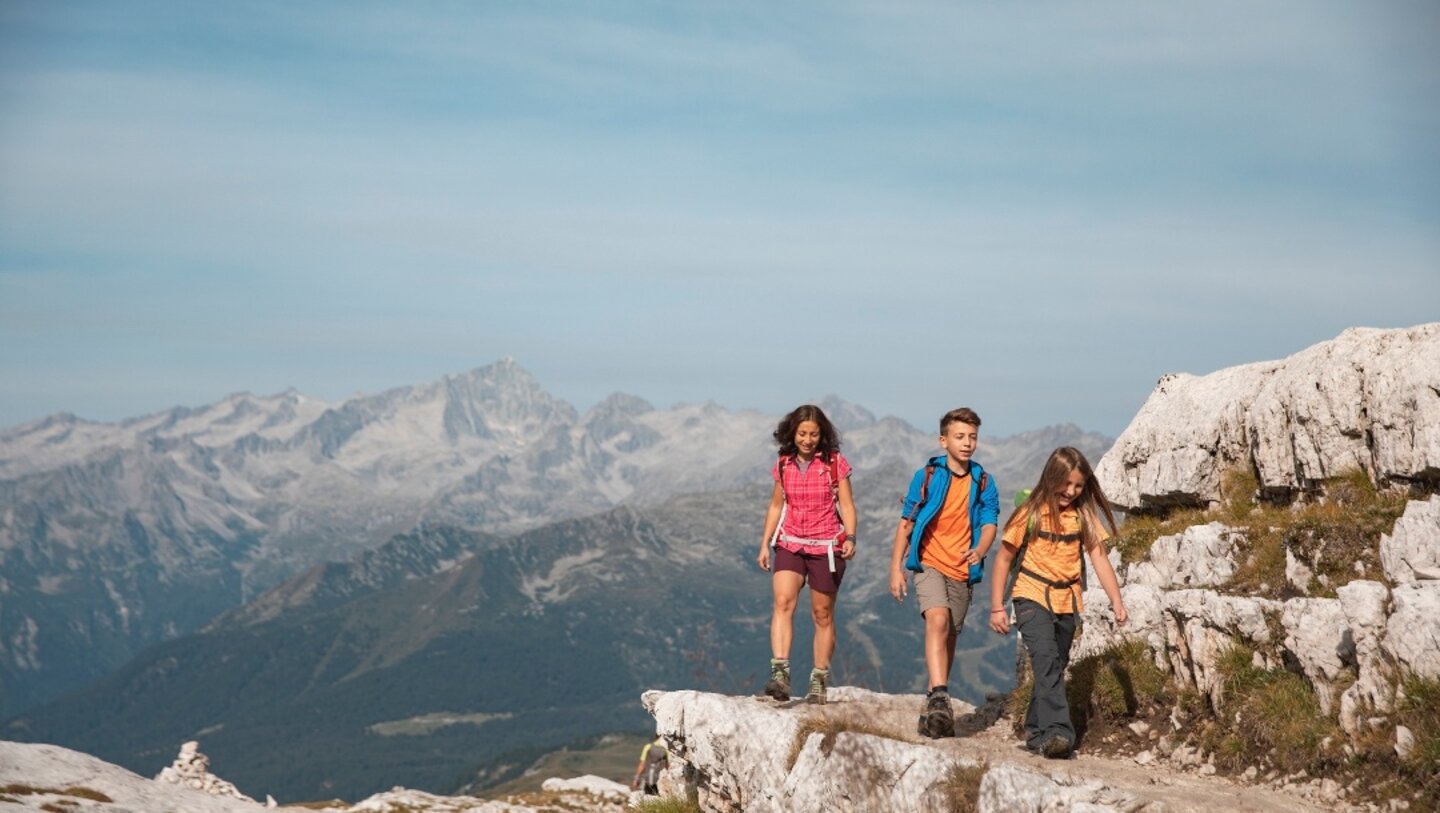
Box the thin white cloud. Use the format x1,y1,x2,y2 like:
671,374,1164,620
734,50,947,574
1,1,1436,434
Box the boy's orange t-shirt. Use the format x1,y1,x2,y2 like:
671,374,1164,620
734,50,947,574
1002,506,1107,613
918,470,972,581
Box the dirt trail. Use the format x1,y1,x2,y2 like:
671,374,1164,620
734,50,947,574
806,690,1343,813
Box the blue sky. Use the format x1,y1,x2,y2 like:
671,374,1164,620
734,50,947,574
2,1,1437,437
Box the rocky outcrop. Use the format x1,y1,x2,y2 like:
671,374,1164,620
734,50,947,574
641,687,1344,812
1280,598,1351,715
2,738,633,813
1125,522,1241,589
345,785,627,812
539,775,629,800
156,741,260,804
1077,493,1440,753
1383,582,1440,680
1337,579,1392,735
0,740,265,812
644,687,985,813
1380,495,1440,582
1097,324,1440,510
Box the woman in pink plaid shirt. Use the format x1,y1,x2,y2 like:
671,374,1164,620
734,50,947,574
756,404,857,704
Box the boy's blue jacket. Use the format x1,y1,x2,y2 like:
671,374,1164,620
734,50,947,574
901,455,1000,582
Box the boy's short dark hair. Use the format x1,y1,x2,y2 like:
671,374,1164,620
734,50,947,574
939,408,982,435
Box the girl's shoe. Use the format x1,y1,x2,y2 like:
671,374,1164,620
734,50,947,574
804,668,829,705
763,660,791,701
1040,735,1072,758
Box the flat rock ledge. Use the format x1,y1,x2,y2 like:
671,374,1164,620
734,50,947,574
642,687,1337,813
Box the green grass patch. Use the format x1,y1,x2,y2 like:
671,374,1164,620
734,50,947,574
1066,640,1172,742
632,797,703,813
1008,639,1174,745
1115,467,1408,595
1399,674,1440,801
1211,640,1341,774
1110,510,1206,566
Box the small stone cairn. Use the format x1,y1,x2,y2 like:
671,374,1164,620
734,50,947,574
155,740,258,803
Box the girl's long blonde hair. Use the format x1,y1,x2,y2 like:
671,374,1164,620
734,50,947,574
1003,447,1118,548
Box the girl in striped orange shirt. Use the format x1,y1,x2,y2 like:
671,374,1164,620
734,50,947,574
988,447,1128,758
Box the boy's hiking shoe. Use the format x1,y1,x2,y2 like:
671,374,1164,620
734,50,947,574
763,660,791,702
804,668,829,705
918,691,954,738
1040,735,1072,759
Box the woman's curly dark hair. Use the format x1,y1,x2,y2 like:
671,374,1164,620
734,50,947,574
773,404,842,462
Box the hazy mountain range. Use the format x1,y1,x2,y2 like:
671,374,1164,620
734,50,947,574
0,360,1110,799
4,464,1084,801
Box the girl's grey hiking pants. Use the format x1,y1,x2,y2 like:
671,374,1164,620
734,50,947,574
1015,597,1078,750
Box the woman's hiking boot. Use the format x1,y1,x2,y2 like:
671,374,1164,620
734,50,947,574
918,689,954,738
804,668,829,705
763,659,791,702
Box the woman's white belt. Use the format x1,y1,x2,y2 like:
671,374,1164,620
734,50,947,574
779,534,840,572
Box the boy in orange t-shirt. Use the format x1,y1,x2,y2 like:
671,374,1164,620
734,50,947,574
889,408,1000,738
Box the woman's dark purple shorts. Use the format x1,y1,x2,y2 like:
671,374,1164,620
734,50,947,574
774,545,846,593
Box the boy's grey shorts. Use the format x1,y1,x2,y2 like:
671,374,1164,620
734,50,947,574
914,566,972,631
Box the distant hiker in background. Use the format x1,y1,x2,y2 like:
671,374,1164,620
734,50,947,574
889,407,1000,738
630,735,668,795
989,446,1128,759
757,404,857,704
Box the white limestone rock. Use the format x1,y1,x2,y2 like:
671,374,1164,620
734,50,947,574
785,730,975,813
644,687,988,813
976,764,1117,813
1084,548,1125,591
1071,583,1167,666
1382,582,1440,680
0,740,267,812
1337,580,1393,734
539,775,629,800
644,689,801,811
348,788,527,812
1380,496,1440,584
1098,324,1440,510
1280,598,1351,715
1162,590,1281,708
1125,523,1240,589
1286,548,1315,594
1096,364,1267,511
1396,726,1416,760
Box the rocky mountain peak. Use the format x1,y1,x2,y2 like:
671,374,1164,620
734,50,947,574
588,392,656,420
815,395,878,433
436,361,579,439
